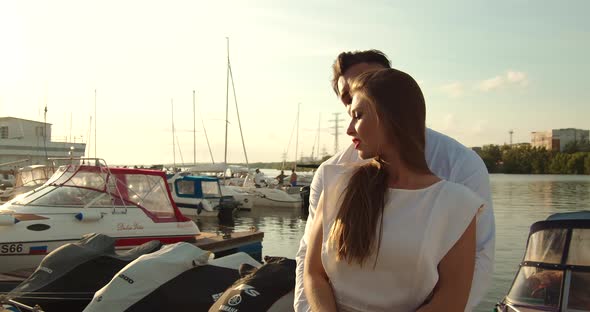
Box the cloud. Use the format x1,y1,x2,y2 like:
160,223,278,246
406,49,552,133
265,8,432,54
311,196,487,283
478,76,504,91
477,70,529,91
506,70,529,86
439,82,464,98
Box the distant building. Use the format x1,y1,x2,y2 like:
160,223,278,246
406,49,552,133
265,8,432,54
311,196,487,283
0,117,86,167
531,128,589,152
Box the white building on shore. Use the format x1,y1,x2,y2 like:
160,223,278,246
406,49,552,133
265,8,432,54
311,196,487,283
531,128,589,152
0,117,86,167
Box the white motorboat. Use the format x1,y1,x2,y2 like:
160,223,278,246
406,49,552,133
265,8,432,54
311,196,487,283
0,161,200,274
167,172,236,220
224,185,302,209
219,185,255,211
181,166,256,211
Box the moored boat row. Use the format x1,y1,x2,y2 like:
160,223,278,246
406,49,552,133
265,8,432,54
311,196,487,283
0,160,263,275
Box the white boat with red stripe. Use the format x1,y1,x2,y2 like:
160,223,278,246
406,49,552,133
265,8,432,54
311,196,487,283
0,159,200,274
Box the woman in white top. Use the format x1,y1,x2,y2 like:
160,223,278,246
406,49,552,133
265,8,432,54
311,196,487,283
304,68,484,312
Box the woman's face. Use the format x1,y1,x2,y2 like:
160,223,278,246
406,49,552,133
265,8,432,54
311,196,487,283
346,93,386,160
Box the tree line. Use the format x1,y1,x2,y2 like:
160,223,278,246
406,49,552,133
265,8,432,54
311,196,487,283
474,141,590,174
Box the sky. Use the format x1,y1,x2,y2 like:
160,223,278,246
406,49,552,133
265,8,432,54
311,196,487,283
1,0,588,165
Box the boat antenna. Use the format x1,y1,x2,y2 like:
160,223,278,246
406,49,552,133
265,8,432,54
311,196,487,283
43,101,48,163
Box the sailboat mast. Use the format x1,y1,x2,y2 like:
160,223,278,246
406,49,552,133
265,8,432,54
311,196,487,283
94,89,97,158
224,37,230,164
193,90,196,165
171,99,176,169
294,103,300,171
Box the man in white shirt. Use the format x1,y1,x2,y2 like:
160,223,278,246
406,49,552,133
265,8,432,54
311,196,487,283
294,50,495,311
254,169,265,188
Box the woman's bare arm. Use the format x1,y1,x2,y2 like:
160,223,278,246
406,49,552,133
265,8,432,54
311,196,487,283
304,194,338,312
418,216,476,312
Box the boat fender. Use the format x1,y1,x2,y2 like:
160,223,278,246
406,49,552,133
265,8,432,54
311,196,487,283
75,211,103,222
0,215,19,226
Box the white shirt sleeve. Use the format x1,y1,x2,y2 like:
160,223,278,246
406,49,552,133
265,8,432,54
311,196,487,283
425,128,495,311
293,145,357,312
455,156,495,311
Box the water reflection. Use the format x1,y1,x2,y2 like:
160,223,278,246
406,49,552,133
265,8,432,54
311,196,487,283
195,174,590,312
196,206,307,259
486,174,590,311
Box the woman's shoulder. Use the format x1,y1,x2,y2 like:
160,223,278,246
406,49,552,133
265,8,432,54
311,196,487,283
437,180,485,209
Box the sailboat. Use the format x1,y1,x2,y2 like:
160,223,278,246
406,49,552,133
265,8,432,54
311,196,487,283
216,38,302,210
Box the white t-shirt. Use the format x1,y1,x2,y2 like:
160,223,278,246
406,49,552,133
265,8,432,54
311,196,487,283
319,164,484,312
295,128,495,312
254,172,265,184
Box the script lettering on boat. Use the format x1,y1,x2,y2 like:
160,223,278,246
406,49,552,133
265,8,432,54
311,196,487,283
116,222,145,231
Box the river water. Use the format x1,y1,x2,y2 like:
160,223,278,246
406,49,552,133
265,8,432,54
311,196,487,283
197,174,590,311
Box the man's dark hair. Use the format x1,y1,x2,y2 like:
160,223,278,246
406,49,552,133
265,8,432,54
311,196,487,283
331,50,391,95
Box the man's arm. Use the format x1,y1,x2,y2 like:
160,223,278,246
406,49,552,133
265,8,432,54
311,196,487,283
304,193,338,312
294,163,324,312
294,144,358,312
455,154,495,311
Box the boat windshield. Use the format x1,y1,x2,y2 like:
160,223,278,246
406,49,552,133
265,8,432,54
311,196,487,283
507,266,563,309
506,227,590,311
12,165,176,218
524,228,567,264
202,181,221,198
568,228,590,266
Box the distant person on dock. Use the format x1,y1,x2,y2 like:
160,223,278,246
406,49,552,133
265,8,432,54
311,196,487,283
295,50,495,312
276,170,287,186
254,168,265,188
290,169,298,186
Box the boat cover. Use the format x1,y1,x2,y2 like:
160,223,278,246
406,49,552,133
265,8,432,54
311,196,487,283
8,233,162,311
83,242,212,312
209,257,296,312
83,247,297,312
118,252,262,311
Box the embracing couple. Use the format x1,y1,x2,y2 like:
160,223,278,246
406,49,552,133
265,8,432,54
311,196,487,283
294,50,495,312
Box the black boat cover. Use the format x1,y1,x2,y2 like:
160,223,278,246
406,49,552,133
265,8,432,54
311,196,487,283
8,233,162,312
84,244,300,312
209,257,296,312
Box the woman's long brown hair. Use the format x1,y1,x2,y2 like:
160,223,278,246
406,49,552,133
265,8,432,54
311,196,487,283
329,68,431,266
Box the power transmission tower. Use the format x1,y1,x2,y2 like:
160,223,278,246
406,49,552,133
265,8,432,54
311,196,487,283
329,113,343,154
509,129,514,145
